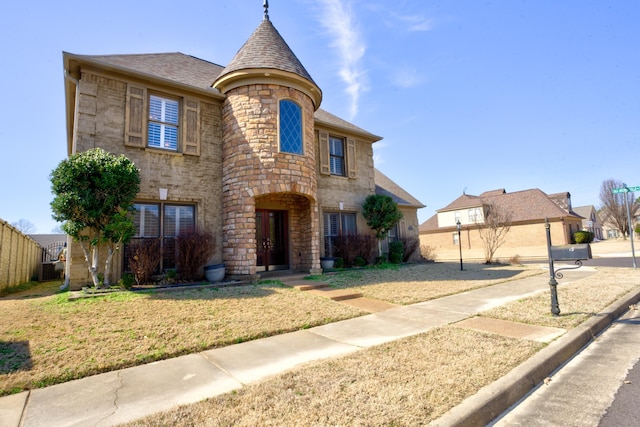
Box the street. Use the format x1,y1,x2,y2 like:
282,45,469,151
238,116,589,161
491,305,640,426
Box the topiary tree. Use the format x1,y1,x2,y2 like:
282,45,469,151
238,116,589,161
362,194,403,239
574,230,593,244
50,148,140,288
362,194,403,258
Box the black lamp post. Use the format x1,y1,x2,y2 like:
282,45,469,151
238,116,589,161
545,218,560,316
456,219,463,271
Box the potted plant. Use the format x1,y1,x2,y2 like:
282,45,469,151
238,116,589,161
320,257,335,270
204,263,226,282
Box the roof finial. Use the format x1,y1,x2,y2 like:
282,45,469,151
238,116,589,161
263,0,269,20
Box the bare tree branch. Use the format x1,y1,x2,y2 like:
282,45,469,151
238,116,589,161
599,179,639,239
11,219,36,234
476,202,512,264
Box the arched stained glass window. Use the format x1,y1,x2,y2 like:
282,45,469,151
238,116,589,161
279,100,303,154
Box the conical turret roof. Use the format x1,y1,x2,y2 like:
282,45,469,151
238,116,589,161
213,17,322,108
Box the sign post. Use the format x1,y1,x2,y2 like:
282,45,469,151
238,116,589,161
612,184,638,269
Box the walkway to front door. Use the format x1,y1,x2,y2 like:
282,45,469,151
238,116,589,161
256,209,289,272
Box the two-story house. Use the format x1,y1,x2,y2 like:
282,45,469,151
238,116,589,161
419,188,583,260
62,11,423,289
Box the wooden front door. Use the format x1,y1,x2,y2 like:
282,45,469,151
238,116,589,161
256,210,289,271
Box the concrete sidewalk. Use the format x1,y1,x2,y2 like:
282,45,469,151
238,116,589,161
1,267,637,427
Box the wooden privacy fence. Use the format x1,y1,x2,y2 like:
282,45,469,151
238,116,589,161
0,219,42,292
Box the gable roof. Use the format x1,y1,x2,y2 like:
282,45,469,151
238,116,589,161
374,169,425,208
421,188,582,232
573,205,596,220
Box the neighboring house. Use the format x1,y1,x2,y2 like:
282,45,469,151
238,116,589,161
572,205,603,240
419,188,584,258
62,11,423,289
599,207,638,240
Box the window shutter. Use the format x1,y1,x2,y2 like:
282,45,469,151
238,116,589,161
318,131,330,175
346,137,357,178
125,85,146,147
182,98,200,155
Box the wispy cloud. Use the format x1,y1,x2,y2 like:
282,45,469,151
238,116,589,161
316,0,367,120
392,13,434,32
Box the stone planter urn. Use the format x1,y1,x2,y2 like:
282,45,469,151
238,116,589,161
204,263,225,282
320,257,335,270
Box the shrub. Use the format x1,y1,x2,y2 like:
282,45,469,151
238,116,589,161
400,236,420,262
128,238,162,286
389,240,404,264
574,231,594,244
353,256,367,267
176,231,216,281
334,258,344,269
508,254,521,265
334,234,377,267
420,245,436,261
118,273,136,290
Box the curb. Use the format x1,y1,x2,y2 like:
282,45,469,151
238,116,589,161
430,286,640,427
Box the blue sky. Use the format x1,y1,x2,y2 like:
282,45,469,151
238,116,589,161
2,0,639,233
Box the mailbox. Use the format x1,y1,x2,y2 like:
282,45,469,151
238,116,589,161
550,244,592,261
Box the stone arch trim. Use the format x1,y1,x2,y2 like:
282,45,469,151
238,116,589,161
250,183,314,200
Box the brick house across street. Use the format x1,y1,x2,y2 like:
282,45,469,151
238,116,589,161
62,12,423,289
419,188,584,261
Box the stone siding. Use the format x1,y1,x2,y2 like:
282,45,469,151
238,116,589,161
221,84,319,275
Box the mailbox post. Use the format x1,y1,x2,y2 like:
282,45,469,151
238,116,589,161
544,218,592,316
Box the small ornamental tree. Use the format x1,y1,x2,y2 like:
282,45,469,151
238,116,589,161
476,202,512,264
362,194,403,257
50,148,140,288
362,194,403,239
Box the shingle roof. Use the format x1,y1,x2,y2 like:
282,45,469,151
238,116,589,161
421,188,582,232
216,18,317,86
314,109,382,142
67,52,224,90
374,169,425,208
573,205,594,220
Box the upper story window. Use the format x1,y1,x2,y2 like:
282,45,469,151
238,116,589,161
148,95,179,151
279,100,303,154
125,85,200,155
318,131,356,178
468,207,482,222
329,136,345,176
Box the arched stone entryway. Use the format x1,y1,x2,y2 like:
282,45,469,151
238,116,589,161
255,193,318,273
